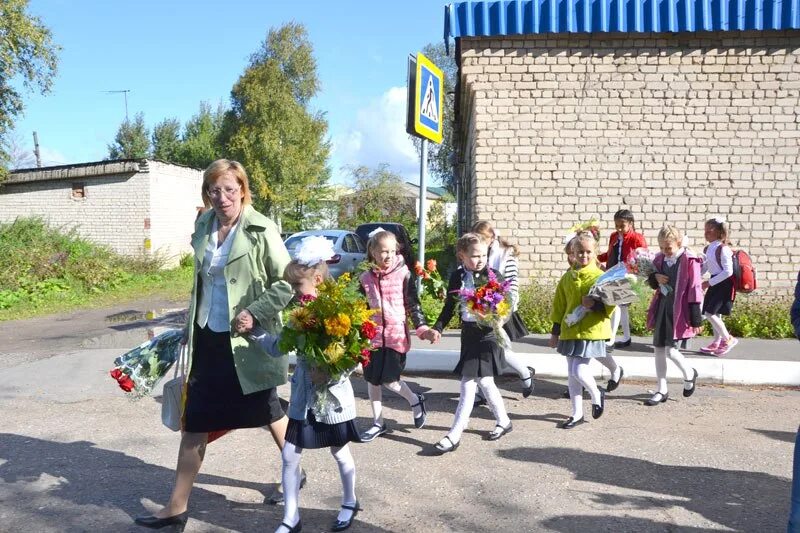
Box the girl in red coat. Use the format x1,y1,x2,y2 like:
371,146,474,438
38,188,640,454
598,209,647,348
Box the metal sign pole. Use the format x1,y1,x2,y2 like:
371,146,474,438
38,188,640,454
417,138,428,294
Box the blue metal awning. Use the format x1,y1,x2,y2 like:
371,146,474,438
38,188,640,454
444,0,800,42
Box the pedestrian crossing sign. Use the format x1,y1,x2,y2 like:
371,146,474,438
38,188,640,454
411,52,444,144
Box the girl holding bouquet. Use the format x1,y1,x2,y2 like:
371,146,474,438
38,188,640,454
643,225,701,406
549,232,614,429
432,233,513,453
700,216,737,355
598,209,648,349
253,237,362,533
471,221,535,401
358,229,438,442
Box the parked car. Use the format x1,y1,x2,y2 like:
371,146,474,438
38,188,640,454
283,230,367,279
355,222,417,268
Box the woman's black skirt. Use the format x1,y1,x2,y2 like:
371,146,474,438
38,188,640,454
285,410,361,449
454,323,504,378
184,324,285,433
702,277,734,316
503,311,529,341
362,347,406,386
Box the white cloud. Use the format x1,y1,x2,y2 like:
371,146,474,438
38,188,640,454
332,86,419,183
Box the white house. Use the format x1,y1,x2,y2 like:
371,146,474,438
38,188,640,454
0,159,204,267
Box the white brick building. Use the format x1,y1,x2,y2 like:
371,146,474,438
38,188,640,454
0,159,204,267
445,1,800,294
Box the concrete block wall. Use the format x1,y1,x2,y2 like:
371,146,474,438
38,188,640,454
456,30,800,295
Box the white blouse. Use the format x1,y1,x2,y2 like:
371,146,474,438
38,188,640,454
702,240,734,287
195,218,240,332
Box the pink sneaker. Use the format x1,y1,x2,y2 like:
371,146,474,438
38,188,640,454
714,336,738,356
699,339,721,353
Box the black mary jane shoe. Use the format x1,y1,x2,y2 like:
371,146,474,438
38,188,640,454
134,510,188,530
522,367,536,398
359,422,388,443
558,416,586,429
277,520,303,533
592,389,605,419
614,338,632,348
606,367,624,393
266,469,308,505
434,436,460,454
411,393,427,429
683,368,699,398
645,391,669,406
487,421,513,441
473,394,488,407
331,501,360,532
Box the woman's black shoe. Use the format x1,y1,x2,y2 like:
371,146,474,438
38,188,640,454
645,391,669,406
411,393,427,428
434,436,460,453
683,368,699,397
522,367,536,398
558,416,585,429
614,338,632,348
606,367,624,393
331,501,360,532
592,389,605,419
277,520,303,533
134,510,188,530
487,421,513,441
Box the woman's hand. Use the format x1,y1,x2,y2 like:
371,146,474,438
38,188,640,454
655,273,670,285
548,334,559,348
702,280,710,290
581,296,595,309
310,366,329,385
234,309,255,334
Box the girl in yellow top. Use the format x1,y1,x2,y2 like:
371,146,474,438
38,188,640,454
549,232,615,429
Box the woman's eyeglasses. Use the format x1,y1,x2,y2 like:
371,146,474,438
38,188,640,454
208,186,241,198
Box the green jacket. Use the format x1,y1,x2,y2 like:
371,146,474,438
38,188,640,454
186,205,294,394
550,263,614,341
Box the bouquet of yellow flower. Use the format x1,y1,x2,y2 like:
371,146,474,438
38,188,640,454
278,272,377,391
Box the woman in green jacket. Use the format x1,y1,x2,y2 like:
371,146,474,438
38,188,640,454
135,160,295,531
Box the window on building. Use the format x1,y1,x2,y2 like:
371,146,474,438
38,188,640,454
71,183,86,199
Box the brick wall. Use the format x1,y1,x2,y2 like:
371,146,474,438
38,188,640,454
456,30,800,295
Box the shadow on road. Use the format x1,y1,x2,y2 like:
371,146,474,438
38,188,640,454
498,446,790,532
748,427,798,444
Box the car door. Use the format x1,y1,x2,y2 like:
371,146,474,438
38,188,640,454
341,233,366,272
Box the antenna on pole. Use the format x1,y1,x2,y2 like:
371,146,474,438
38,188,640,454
104,90,130,120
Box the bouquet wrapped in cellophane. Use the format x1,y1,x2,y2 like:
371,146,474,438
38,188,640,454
564,264,638,326
278,273,377,416
109,328,183,398
458,269,513,349
627,247,671,295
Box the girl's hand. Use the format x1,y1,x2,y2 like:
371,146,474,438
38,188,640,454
702,280,710,290
655,274,670,285
548,334,559,348
234,309,255,334
310,367,329,385
581,296,595,309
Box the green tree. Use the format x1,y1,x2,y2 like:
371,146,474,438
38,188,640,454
222,23,330,227
175,101,225,169
107,112,150,159
411,42,456,191
0,0,60,180
151,117,181,162
338,164,417,230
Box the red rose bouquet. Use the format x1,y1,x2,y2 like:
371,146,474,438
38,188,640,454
109,328,183,398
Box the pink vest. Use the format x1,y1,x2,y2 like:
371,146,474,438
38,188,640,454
360,258,411,353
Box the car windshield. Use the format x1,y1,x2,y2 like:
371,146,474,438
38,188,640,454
284,234,337,252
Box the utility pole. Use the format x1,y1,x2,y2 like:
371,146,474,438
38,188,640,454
32,131,42,167
105,90,130,120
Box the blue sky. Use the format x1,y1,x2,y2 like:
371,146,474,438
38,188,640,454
12,0,450,184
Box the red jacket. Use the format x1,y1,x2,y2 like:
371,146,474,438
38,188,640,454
599,230,647,268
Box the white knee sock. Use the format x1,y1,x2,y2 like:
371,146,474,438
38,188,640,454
608,306,621,345
447,378,478,443
572,357,602,405
705,313,730,341
385,380,422,417
654,347,669,394
367,383,383,423
597,354,620,381
620,305,631,340
478,376,510,427
279,442,303,529
330,444,357,521
667,347,692,381
567,372,585,420
502,349,532,381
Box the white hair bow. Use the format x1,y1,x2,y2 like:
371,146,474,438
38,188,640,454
562,231,577,245
368,227,387,239
295,236,335,266
711,216,726,224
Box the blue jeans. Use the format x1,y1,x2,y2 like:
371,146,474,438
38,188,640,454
789,426,800,533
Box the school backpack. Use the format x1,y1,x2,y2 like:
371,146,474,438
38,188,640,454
707,245,757,294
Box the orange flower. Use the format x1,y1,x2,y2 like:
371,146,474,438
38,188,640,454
414,261,424,276
426,259,437,272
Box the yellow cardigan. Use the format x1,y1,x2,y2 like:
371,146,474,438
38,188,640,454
550,263,614,341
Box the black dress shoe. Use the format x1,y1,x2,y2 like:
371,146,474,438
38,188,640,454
614,338,632,348
411,393,427,428
134,510,188,530
683,368,699,397
359,422,388,442
522,367,536,398
558,416,586,429
473,394,487,407
277,520,303,532
434,436,460,453
606,367,624,393
267,469,308,505
592,389,605,419
487,421,513,441
645,391,669,406
331,501,360,532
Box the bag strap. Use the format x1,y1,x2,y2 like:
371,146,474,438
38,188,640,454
172,343,187,379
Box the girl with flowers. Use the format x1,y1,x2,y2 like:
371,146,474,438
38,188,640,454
549,232,614,429
358,229,438,442
252,236,366,533
431,233,513,453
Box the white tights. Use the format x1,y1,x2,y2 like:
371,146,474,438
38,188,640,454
447,376,510,443
567,357,602,420
609,305,631,343
475,350,533,398
368,380,420,422
653,346,692,394
704,313,730,341
278,442,356,531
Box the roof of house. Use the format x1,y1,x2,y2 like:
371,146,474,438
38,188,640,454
444,0,799,41
4,159,195,186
